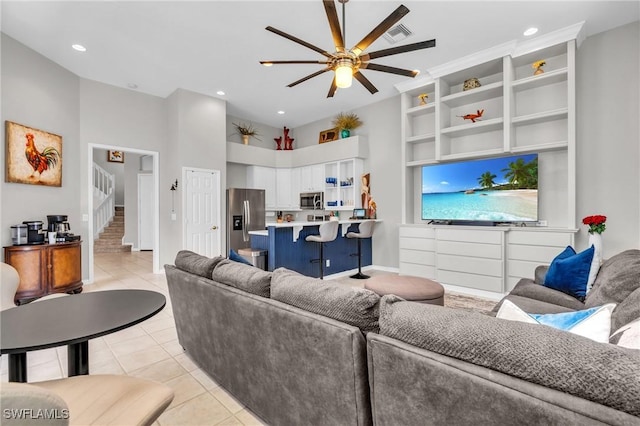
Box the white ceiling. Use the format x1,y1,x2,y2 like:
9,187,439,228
2,1,638,128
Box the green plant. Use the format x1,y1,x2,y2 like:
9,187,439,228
232,122,261,141
332,112,363,130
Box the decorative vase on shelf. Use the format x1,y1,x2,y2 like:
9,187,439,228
242,135,250,145
589,232,603,265
340,129,351,139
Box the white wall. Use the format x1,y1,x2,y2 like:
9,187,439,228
1,33,81,255
293,97,402,269
576,21,639,256
227,115,283,151
293,21,640,266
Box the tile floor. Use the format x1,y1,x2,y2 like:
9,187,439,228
1,252,267,426
1,251,495,425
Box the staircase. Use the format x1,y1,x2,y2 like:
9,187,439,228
94,207,131,253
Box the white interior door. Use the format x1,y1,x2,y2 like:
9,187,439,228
184,168,221,257
138,173,154,250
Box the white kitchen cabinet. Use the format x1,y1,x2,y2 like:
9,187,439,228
247,166,276,210
298,164,324,192
276,168,293,210
290,167,301,209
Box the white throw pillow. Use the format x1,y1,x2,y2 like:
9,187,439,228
610,318,640,350
586,245,601,293
496,300,616,343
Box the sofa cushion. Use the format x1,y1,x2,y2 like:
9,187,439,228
507,279,586,310
270,268,380,333
174,250,225,278
211,259,271,298
544,246,594,300
585,250,640,331
379,295,640,417
496,299,615,343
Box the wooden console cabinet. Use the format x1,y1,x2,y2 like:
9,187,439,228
4,241,83,305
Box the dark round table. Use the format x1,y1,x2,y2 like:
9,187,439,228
1,289,166,382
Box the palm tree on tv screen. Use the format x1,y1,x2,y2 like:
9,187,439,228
502,157,538,189
478,171,497,189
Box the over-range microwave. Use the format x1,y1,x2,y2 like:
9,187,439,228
300,192,324,210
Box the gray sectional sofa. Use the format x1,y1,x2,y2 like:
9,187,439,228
166,249,640,426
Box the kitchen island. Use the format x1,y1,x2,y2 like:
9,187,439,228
249,220,376,278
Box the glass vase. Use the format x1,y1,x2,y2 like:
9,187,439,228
340,129,350,138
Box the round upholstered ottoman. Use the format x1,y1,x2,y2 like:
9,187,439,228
365,274,445,305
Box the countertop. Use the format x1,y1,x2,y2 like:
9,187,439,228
265,219,377,228
251,219,380,241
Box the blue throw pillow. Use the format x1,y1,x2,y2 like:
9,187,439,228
229,249,253,266
544,245,594,300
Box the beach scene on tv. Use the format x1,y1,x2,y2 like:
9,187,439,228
422,154,538,222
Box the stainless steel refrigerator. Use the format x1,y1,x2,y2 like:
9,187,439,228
226,188,266,253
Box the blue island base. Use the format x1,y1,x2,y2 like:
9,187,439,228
250,223,372,278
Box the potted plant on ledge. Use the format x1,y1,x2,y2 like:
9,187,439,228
332,113,363,139
233,122,261,145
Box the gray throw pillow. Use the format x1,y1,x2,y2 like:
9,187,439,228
270,268,380,333
378,295,640,417
212,259,271,298
174,250,225,278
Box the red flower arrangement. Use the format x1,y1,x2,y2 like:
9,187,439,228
582,215,606,234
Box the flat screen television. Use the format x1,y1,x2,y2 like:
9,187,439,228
421,153,538,224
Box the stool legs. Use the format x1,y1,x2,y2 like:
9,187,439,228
310,242,325,279
350,238,370,279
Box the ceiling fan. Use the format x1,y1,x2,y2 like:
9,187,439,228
260,0,436,98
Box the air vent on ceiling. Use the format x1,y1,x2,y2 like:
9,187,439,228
383,24,412,44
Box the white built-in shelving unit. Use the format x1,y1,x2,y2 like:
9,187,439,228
396,23,584,296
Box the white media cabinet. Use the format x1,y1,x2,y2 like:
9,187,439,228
396,24,585,296
399,225,576,298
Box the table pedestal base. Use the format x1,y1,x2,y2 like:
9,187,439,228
8,353,27,383
68,341,89,376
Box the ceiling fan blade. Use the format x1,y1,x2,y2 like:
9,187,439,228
327,78,338,98
351,5,410,55
360,62,418,77
266,26,333,58
323,0,344,53
353,71,379,94
287,68,332,88
361,39,436,61
260,60,331,65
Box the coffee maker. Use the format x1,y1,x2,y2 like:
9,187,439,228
47,215,79,242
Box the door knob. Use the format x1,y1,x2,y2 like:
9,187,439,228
211,226,218,230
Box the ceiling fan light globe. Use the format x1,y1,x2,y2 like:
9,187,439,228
335,64,353,88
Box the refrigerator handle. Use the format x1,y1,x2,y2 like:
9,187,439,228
243,200,249,242
246,200,251,227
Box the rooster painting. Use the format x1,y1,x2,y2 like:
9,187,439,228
6,121,63,187
25,133,60,178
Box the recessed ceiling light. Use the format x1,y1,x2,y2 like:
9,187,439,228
277,111,285,115
127,83,138,89
72,44,86,52
523,27,538,36
216,90,225,96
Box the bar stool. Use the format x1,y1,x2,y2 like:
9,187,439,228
305,221,339,279
346,221,376,279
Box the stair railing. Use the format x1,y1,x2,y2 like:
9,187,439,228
93,162,115,238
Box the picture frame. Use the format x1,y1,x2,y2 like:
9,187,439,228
107,150,124,163
318,128,339,144
5,121,62,187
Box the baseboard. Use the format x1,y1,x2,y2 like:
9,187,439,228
370,264,400,273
